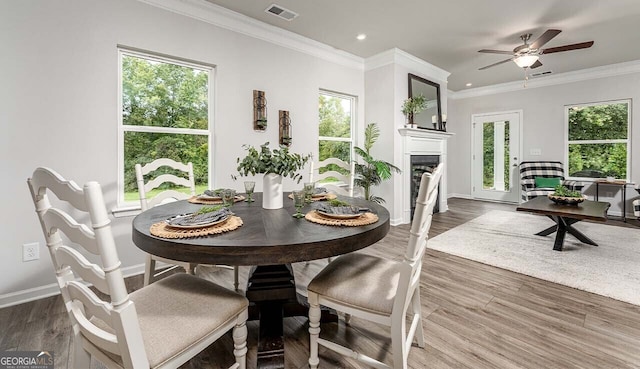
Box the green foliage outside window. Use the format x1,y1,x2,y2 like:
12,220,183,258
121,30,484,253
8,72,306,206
122,54,210,195
318,94,352,180
567,102,628,179
482,121,510,191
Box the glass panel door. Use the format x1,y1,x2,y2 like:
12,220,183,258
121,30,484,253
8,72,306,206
473,112,521,203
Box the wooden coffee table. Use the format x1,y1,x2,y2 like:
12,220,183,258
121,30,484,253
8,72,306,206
516,196,610,251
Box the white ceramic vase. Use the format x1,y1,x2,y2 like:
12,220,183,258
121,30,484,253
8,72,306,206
262,173,283,209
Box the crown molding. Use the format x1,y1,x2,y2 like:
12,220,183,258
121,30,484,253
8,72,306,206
365,48,451,83
137,0,364,70
450,59,640,100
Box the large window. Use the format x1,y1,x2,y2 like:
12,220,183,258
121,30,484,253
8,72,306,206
118,48,212,206
318,91,355,181
565,100,630,180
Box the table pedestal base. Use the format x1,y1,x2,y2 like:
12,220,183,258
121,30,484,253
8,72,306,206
246,264,337,369
536,215,599,251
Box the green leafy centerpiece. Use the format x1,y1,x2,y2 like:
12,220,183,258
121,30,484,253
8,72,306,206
548,184,586,205
235,142,310,209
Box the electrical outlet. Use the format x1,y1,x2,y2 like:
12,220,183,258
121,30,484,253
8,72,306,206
530,148,542,156
23,242,39,262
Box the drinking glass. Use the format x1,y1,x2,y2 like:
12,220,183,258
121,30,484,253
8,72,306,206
244,181,255,202
222,189,236,208
303,182,315,204
292,190,306,218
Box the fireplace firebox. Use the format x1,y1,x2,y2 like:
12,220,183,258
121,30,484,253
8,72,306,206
410,155,440,219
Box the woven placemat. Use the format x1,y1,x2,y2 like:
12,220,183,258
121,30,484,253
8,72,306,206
287,193,337,201
150,216,243,239
188,195,246,205
305,211,378,227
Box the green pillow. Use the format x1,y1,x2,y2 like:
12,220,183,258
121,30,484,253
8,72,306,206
534,177,561,188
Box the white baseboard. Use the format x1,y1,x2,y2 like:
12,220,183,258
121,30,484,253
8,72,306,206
0,263,146,308
448,193,473,200
390,217,406,226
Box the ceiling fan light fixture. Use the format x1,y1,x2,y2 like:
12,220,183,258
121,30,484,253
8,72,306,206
514,55,539,68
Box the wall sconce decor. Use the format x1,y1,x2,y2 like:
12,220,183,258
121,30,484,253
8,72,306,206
279,110,292,146
253,90,267,130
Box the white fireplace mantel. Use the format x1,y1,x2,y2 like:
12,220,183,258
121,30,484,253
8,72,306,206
398,128,455,224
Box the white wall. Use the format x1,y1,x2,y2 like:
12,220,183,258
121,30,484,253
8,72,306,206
0,0,365,304
448,72,640,216
363,50,450,224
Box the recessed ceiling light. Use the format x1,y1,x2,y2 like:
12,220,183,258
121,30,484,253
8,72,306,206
356,34,367,41
466,83,473,87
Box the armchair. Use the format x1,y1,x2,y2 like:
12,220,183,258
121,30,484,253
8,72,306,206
519,161,583,202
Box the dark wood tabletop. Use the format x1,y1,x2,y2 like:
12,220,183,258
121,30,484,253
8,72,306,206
132,193,390,266
516,196,610,221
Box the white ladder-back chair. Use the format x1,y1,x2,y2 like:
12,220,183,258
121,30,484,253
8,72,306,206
309,158,355,197
28,167,248,369
135,158,239,290
307,163,443,369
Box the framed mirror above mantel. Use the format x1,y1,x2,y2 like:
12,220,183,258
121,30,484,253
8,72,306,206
408,73,443,130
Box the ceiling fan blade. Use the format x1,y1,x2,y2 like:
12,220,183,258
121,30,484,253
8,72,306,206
530,60,543,69
478,49,514,55
530,29,561,49
479,58,513,70
541,41,594,54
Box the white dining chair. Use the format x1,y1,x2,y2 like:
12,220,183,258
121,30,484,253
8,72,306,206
309,157,355,197
135,158,239,290
307,163,443,369
28,167,248,369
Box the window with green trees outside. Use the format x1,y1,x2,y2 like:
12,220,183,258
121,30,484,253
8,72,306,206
566,100,630,180
118,49,211,205
318,91,355,182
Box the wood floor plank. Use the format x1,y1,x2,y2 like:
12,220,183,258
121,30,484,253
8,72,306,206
427,306,571,369
436,304,616,369
422,318,528,369
488,297,640,367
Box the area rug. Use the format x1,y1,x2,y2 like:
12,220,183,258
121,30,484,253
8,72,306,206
427,210,640,305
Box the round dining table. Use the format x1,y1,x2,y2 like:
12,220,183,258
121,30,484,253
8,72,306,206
132,192,390,369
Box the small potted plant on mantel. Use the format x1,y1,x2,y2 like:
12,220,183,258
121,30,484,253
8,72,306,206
235,142,311,209
401,94,427,128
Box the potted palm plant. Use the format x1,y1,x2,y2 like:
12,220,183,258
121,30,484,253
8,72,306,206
235,142,311,209
354,123,401,204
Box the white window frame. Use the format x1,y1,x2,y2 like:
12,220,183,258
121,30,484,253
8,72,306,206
318,90,356,178
564,99,631,181
115,47,214,214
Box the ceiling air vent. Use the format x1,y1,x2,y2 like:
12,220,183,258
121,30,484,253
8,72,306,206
265,4,298,21
531,70,553,77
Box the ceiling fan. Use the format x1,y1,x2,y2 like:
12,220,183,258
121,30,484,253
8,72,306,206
478,29,594,70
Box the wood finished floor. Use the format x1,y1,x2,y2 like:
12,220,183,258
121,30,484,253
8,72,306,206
2,198,639,369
